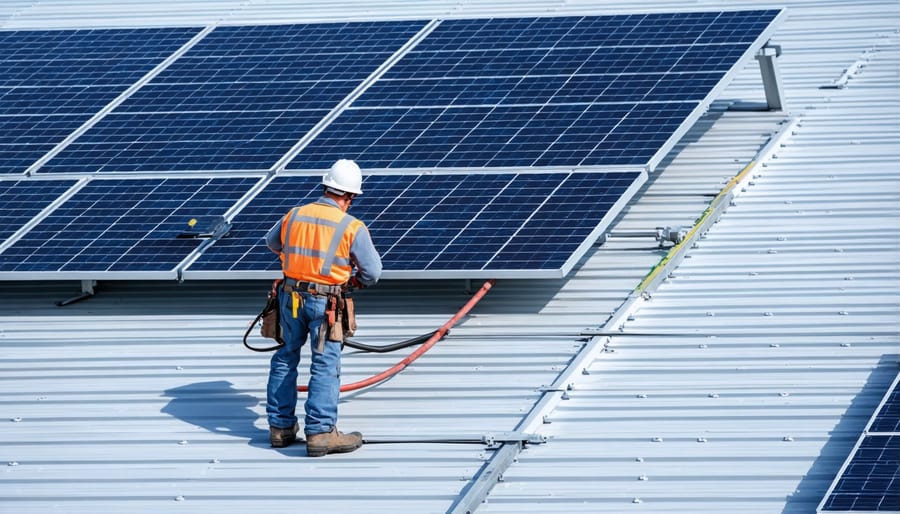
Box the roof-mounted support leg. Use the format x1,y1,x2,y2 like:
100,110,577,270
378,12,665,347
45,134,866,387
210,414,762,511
56,279,97,307
756,43,785,111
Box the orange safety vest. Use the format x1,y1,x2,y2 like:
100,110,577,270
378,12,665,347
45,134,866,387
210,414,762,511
279,201,365,285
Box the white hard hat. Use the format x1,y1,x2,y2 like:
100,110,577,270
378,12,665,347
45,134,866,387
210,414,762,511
322,159,363,195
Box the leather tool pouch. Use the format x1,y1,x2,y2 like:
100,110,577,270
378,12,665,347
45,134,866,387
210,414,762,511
243,279,285,352
260,293,281,341
327,296,344,342
319,294,357,347
342,296,357,337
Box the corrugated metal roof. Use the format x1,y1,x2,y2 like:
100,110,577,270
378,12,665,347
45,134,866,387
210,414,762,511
479,1,900,512
1,1,898,513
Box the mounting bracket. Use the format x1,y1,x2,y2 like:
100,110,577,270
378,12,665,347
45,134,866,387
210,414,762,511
56,279,97,307
756,43,786,111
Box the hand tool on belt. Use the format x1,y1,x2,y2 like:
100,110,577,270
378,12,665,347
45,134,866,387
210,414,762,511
282,277,356,353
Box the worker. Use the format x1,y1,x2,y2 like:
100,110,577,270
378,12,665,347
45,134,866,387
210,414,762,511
264,159,382,456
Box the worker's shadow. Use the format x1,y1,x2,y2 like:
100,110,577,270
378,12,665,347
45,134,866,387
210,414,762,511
161,380,270,448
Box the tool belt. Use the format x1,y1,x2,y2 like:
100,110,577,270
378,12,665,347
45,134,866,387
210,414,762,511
282,278,344,297
243,277,357,353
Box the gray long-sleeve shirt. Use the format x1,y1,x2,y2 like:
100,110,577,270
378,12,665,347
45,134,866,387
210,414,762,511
265,197,382,287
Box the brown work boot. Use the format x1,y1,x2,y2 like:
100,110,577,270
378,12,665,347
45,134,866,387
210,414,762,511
269,423,299,448
306,427,363,457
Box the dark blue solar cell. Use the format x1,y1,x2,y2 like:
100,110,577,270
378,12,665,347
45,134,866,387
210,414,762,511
157,52,392,83
648,72,725,102
423,173,558,271
676,43,752,72
346,174,419,252
187,175,321,272
822,435,900,512
576,46,692,75
37,20,427,174
379,174,508,270
870,380,900,436
189,21,425,55
0,27,200,174
186,171,643,276
0,115,95,174
0,28,198,63
697,10,781,44
0,28,199,86
40,110,327,173
612,12,721,46
384,47,556,80
0,179,78,242
0,86,122,116
117,81,358,112
583,101,698,166
483,172,641,270
293,100,699,170
0,177,256,273
412,17,579,52
289,10,779,171
354,76,526,108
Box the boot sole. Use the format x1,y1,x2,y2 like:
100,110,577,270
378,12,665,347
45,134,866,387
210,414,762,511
270,437,296,448
306,443,362,457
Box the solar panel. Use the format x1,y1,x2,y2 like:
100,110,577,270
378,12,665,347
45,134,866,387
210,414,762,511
0,179,79,244
37,21,428,174
820,372,900,513
0,177,258,279
871,381,900,433
183,170,645,279
0,27,200,174
287,10,782,171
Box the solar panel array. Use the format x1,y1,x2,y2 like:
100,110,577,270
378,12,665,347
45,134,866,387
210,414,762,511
0,10,783,280
820,372,900,513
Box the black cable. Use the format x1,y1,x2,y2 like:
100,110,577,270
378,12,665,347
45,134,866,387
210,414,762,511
343,330,444,353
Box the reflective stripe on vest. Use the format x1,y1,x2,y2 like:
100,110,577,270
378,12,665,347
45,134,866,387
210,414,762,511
280,202,362,285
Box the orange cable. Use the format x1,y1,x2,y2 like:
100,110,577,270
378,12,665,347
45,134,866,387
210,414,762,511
298,279,496,393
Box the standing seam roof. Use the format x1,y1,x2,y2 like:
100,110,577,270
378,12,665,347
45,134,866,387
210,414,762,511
1,1,898,513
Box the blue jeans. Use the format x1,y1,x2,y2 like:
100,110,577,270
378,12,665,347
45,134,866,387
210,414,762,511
266,289,341,435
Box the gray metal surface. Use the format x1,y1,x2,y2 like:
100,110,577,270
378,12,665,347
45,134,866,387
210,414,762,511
480,1,900,512
1,1,898,513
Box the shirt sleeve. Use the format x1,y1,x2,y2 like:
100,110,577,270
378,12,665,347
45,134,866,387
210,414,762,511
264,219,283,253
350,225,382,286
